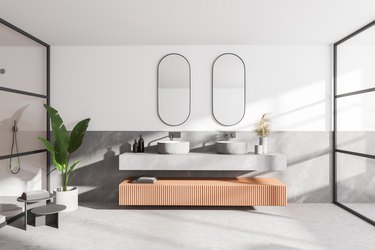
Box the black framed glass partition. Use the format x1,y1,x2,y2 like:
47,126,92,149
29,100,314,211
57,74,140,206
0,18,50,209
334,20,375,226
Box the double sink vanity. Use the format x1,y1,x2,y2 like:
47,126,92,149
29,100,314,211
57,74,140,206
119,133,287,171
118,132,288,207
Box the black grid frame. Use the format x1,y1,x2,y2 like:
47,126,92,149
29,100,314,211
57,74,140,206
0,18,50,190
333,19,375,226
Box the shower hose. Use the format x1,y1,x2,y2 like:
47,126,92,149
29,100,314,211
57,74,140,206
9,120,20,174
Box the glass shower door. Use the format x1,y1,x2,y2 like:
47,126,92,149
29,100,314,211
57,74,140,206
334,22,375,226
0,18,49,221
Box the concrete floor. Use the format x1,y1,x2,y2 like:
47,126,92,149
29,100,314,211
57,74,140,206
0,203,374,250
341,203,375,222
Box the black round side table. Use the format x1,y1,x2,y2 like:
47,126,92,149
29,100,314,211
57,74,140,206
16,193,55,230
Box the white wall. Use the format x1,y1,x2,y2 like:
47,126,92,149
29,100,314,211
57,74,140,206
51,45,331,131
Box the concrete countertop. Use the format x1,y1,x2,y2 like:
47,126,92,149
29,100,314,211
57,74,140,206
119,152,287,171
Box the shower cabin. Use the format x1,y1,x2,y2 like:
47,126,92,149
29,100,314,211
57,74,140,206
334,20,375,225
0,19,49,221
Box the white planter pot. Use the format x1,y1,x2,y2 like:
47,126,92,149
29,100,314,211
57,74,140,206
259,137,268,154
53,187,78,212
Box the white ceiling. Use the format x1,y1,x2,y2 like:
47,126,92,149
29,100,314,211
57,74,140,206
0,0,375,45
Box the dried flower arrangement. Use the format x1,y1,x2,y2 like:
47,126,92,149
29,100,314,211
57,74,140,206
255,113,271,137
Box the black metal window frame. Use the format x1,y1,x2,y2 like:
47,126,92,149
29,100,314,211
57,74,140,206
0,18,50,190
333,19,375,226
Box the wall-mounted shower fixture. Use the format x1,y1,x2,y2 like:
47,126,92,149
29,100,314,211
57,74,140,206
0,68,5,74
9,120,21,174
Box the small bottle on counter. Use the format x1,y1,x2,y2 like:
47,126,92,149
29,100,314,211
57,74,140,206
138,135,144,152
132,139,138,153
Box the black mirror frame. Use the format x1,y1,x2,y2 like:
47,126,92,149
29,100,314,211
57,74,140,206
212,53,246,126
157,53,191,127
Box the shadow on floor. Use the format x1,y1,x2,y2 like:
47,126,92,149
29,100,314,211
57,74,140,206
7,214,25,230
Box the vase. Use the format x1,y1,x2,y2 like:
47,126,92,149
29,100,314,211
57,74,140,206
254,145,263,154
54,186,78,212
259,137,268,154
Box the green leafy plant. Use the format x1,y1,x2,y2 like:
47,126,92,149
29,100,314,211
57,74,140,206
38,104,90,191
255,113,271,137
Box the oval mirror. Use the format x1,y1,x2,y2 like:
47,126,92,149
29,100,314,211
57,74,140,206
158,53,191,126
212,53,246,126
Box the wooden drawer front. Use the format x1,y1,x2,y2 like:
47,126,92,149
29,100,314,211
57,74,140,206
119,178,287,206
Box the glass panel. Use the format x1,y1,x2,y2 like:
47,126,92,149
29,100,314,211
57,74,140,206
336,91,375,155
0,91,46,156
337,152,375,221
336,25,375,95
0,152,46,196
0,23,47,95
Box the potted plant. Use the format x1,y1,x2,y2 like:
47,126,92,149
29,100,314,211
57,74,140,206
255,113,271,154
38,104,90,212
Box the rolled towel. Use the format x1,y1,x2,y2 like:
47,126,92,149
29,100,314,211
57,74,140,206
0,215,5,224
132,176,157,184
21,190,50,200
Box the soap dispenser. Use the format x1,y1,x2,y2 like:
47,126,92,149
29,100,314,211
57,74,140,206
138,135,144,152
132,139,138,153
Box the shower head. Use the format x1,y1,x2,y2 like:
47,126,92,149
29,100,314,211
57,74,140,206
0,68,5,74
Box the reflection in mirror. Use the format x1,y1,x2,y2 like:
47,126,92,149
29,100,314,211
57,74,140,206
157,53,191,126
212,53,246,126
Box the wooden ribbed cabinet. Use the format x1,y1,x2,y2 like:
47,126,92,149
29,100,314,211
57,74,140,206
119,178,287,206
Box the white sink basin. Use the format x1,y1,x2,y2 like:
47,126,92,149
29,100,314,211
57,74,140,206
158,141,190,154
216,141,248,155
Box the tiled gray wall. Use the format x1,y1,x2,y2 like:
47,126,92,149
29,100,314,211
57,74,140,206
335,131,375,203
50,131,332,203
